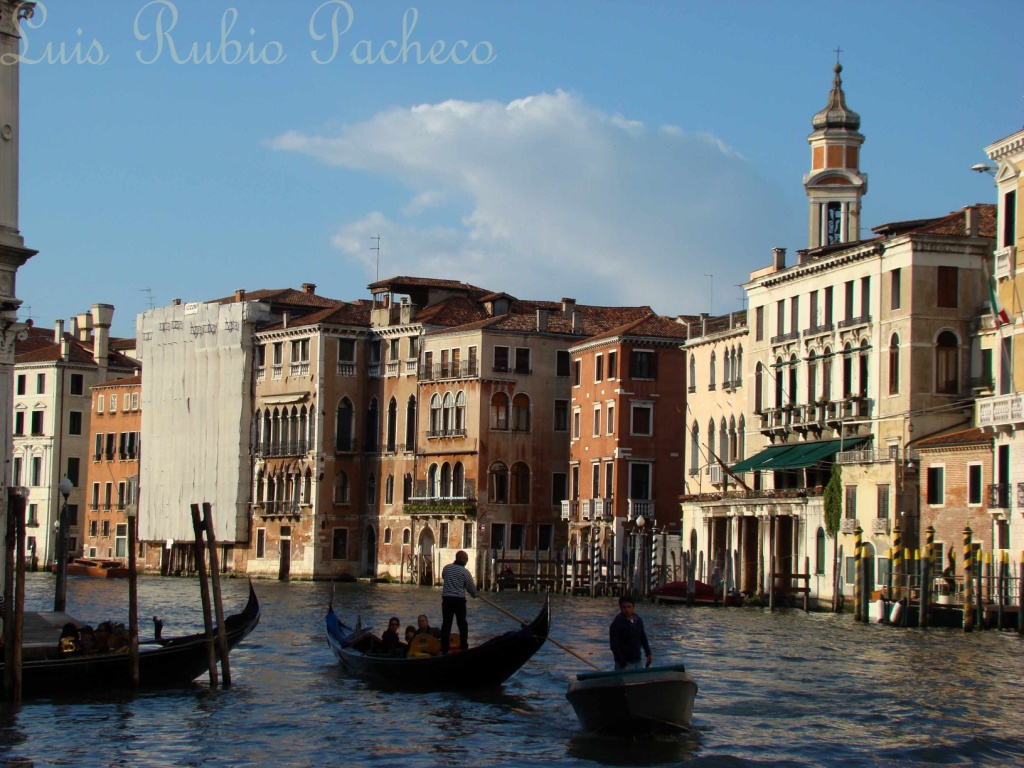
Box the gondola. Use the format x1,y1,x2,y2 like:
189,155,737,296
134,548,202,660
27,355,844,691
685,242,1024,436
325,595,550,690
566,663,698,736
1,581,260,697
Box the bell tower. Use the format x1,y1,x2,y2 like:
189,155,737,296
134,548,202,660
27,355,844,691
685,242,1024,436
803,59,867,248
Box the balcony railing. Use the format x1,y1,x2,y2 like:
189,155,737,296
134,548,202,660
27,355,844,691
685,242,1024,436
989,483,1011,509
977,393,1024,429
561,500,575,520
709,464,724,485
289,362,310,377
385,361,400,377
335,438,358,453
592,498,605,518
872,517,890,535
406,495,477,515
837,314,872,330
256,440,309,458
404,359,418,376
840,518,858,534
426,428,467,439
627,499,653,521
272,365,282,380
837,449,919,465
337,362,356,377
770,330,800,345
580,499,592,520
802,323,834,338
368,362,381,378
255,367,266,382
995,245,1016,280
420,360,480,381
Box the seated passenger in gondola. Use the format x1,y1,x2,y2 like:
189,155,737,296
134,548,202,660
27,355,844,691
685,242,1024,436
415,614,441,638
58,623,80,655
380,617,406,655
79,625,97,653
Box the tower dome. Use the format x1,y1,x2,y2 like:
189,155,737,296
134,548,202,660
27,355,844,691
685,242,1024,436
811,63,861,132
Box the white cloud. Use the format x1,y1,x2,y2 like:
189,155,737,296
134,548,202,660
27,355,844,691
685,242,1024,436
270,90,789,315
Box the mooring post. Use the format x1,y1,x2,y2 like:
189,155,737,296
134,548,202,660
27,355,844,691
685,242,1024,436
1018,550,1024,637
768,554,776,612
804,555,810,612
190,504,218,686
853,526,863,622
892,519,903,600
997,551,1005,631
202,503,231,687
963,526,974,633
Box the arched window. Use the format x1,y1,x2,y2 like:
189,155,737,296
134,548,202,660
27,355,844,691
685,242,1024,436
365,397,379,450
842,343,853,398
510,462,531,504
402,528,411,545
255,471,264,504
775,358,784,408
490,392,510,430
816,527,826,575
736,347,743,386
386,398,398,452
262,409,272,453
384,527,393,544
428,463,440,498
366,473,376,505
707,418,716,460
440,462,452,498
738,415,746,460
512,393,531,432
720,418,728,462
888,333,900,395
807,352,817,404
299,406,309,452
403,473,413,502
709,351,717,389
859,340,869,398
455,391,467,432
336,398,354,452
453,462,465,497
405,395,417,449
429,393,442,435
936,331,960,394
689,355,696,391
334,470,349,504
253,409,262,452
303,469,312,505
442,392,455,432
728,416,737,462
385,474,394,505
754,363,763,413
689,421,700,474
788,355,798,406
489,461,509,503
822,347,833,401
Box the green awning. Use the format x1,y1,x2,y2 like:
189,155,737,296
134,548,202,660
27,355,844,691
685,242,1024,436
731,438,867,473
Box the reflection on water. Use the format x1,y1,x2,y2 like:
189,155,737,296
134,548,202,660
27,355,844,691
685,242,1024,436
1,574,1023,767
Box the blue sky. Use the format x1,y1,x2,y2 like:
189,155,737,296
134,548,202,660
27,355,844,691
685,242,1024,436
14,0,1022,336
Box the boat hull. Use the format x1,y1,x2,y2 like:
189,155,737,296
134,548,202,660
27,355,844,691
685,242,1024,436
566,665,698,735
652,581,740,607
326,596,549,690
1,583,260,697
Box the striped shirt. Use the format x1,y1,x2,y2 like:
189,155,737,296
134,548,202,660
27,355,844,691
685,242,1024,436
441,562,478,599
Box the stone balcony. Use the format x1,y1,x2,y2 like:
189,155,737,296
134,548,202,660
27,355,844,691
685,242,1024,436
995,245,1016,280
976,392,1024,431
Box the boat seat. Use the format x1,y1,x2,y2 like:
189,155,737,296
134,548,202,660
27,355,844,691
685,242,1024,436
407,634,441,656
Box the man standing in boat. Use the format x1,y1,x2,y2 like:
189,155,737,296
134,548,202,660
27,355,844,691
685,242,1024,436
440,550,478,654
609,595,653,670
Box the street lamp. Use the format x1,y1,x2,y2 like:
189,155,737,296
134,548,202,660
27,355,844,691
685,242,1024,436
54,474,73,612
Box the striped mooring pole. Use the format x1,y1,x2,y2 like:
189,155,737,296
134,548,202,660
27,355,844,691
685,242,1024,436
853,525,863,621
892,518,903,599
963,526,974,633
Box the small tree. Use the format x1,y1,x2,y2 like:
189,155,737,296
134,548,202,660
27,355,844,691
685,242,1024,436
823,463,843,612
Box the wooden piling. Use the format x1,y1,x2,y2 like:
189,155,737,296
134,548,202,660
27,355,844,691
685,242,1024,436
963,526,974,633
4,488,27,701
1018,551,1024,637
853,526,863,622
190,504,219,687
804,555,810,612
127,508,139,687
202,503,231,686
920,547,931,629
768,554,776,612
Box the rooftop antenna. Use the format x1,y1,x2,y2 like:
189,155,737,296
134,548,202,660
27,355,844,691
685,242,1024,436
736,285,748,311
704,274,713,315
20,304,31,322
140,288,155,310
371,235,381,283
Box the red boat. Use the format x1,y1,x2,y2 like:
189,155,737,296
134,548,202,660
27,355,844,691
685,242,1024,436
652,580,742,606
65,558,129,579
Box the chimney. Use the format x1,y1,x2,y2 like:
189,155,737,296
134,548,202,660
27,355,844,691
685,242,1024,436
797,249,811,264
54,319,64,344
234,289,246,302
571,310,581,334
701,313,708,335
172,298,182,306
60,336,70,360
91,303,114,378
536,308,549,332
772,247,786,270
76,312,93,341
70,316,79,338
965,206,978,237
301,283,316,295
561,298,576,317
282,312,289,329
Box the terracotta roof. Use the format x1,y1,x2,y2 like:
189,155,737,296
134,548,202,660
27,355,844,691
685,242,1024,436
416,296,491,328
368,276,492,296
259,302,372,331
108,337,137,351
209,287,342,309
93,374,142,389
872,204,996,239
914,427,992,449
583,313,689,344
428,301,653,338
15,334,140,371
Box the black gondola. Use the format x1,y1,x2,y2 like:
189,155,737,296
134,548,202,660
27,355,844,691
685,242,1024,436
1,582,260,697
326,596,550,690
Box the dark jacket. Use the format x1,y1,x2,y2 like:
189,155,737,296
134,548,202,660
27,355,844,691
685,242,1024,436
609,612,651,667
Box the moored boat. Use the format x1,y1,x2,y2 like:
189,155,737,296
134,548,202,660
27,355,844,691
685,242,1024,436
651,580,741,606
565,664,698,735
1,581,260,697
326,596,550,690
66,558,130,579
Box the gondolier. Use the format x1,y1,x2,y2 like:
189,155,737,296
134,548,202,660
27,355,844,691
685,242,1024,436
440,550,478,655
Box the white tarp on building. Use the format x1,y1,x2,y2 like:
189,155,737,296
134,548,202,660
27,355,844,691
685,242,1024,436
137,300,269,543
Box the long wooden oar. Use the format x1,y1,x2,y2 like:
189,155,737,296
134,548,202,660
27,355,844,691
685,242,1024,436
477,594,602,671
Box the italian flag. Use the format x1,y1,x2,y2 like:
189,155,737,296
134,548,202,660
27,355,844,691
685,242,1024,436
990,273,1011,328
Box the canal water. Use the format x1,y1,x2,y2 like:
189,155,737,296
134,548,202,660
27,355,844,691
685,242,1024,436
1,573,1023,767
